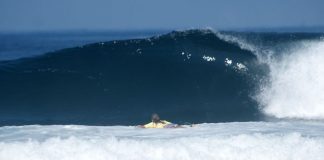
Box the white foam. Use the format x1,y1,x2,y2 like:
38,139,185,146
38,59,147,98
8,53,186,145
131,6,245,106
256,41,324,119
180,52,191,60
225,58,232,66
214,30,324,120
0,122,324,160
136,48,142,54
235,63,248,71
224,58,247,72
187,53,192,59
202,55,216,62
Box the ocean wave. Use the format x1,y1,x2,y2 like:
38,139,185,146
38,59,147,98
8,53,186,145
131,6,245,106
0,29,259,125
1,29,324,124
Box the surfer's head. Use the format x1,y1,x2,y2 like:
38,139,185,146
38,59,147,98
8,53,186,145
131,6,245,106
151,113,160,123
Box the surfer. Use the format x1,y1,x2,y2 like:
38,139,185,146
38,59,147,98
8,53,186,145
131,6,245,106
138,113,181,128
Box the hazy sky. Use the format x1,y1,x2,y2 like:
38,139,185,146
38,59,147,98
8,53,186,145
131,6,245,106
0,0,323,31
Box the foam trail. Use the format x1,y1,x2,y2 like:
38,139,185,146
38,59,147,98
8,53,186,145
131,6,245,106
257,41,324,119
0,122,324,160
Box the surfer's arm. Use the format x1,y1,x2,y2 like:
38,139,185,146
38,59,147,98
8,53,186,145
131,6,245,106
137,122,154,128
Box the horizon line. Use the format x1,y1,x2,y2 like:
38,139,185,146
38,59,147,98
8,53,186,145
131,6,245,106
1,26,324,33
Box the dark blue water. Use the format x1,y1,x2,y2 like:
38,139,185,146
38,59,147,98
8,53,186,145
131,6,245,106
0,29,323,126
0,30,167,61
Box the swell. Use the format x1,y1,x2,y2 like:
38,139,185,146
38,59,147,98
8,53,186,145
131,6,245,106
0,29,260,125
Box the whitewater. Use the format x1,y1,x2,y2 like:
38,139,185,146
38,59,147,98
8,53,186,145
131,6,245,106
257,41,324,119
1,122,324,160
216,30,324,120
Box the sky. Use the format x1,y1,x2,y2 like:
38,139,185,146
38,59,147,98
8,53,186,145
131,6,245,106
0,0,323,31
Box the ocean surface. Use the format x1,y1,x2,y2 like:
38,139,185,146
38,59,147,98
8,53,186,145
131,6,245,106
0,30,167,61
0,29,324,159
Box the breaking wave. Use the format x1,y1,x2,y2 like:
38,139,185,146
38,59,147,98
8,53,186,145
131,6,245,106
256,40,324,119
215,30,324,120
0,29,324,125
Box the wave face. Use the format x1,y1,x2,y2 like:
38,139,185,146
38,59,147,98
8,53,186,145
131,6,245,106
0,31,166,61
1,122,324,160
1,29,324,125
0,30,260,125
